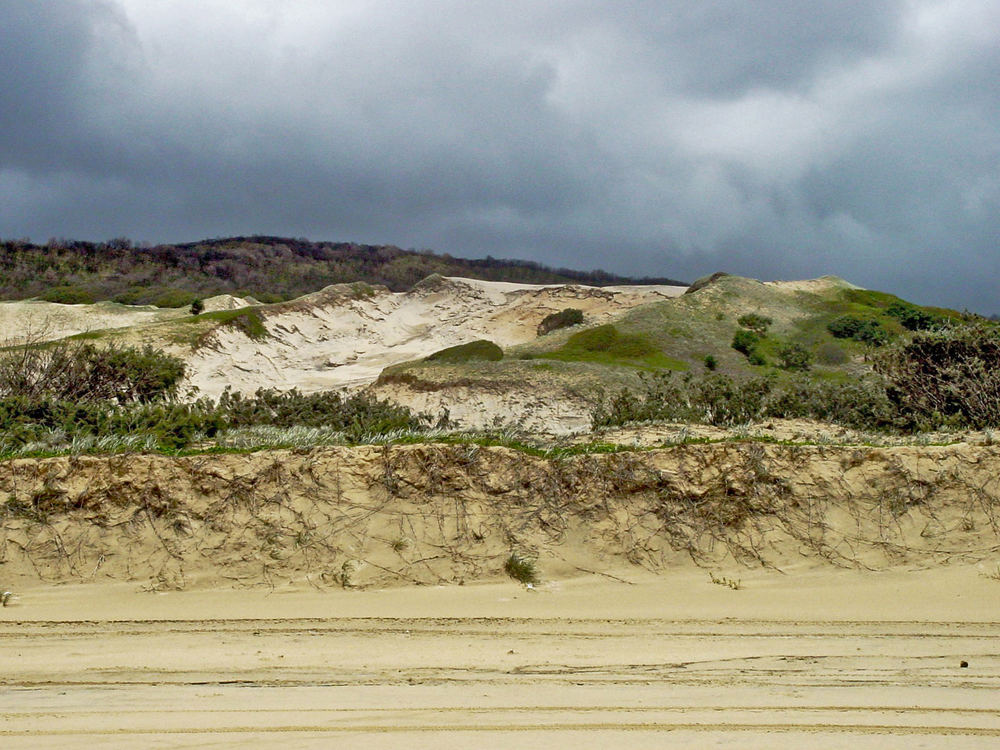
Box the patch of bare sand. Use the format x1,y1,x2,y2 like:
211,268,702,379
182,277,686,399
3,568,999,748
0,294,255,344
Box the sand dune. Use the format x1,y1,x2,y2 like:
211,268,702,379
183,276,685,399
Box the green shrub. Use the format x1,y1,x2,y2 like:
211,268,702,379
41,286,96,305
763,377,894,429
541,325,660,363
737,313,772,335
747,351,767,366
149,288,199,308
0,387,428,454
776,343,812,371
703,355,718,371
0,342,186,404
111,287,147,306
190,299,205,315
590,372,690,428
537,308,584,336
827,316,888,345
886,302,940,331
732,329,759,356
425,339,503,363
591,372,895,431
693,374,773,425
566,325,653,357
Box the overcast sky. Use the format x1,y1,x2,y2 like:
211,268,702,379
1,1,998,310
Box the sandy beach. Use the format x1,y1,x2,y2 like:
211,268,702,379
3,566,999,748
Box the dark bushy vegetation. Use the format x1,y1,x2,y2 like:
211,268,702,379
776,343,812,371
216,388,427,435
0,387,427,453
40,286,97,305
425,340,503,363
0,236,684,306
737,313,772,335
731,329,760,357
591,372,894,430
0,339,427,453
537,308,584,336
874,323,1000,429
827,315,889,346
594,318,1000,433
886,302,942,331
0,341,186,403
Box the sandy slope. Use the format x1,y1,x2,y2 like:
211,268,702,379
3,569,1000,748
183,277,685,399
0,294,253,344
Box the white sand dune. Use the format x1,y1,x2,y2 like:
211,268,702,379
183,276,686,399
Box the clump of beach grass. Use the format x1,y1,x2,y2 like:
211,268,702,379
504,552,539,585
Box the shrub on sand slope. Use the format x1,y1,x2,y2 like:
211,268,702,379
425,340,503,363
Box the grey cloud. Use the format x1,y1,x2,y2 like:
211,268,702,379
1,1,999,312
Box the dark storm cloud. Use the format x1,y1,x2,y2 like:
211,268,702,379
1,0,998,311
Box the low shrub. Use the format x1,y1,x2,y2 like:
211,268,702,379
565,325,654,358
732,329,759,356
41,286,96,305
737,313,772,335
886,302,941,331
816,342,849,365
591,372,895,431
537,308,584,336
425,339,503,363
226,309,268,340
776,343,812,371
0,341,186,403
827,316,888,346
874,322,1000,429
149,288,199,309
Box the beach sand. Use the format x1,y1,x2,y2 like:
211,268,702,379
4,565,999,748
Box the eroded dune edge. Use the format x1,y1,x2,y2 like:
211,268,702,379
3,441,998,591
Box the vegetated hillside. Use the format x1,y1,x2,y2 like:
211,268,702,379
373,274,988,431
0,236,685,307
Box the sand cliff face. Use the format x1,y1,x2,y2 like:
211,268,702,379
2,441,998,591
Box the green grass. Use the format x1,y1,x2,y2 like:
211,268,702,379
66,330,108,341
537,325,689,371
181,307,269,343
